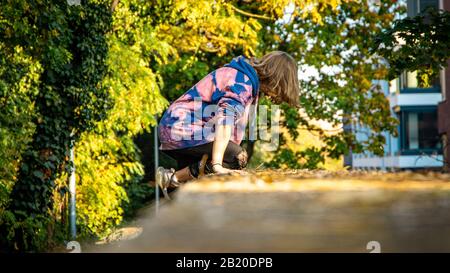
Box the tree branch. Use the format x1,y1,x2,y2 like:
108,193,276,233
226,3,274,21
111,0,119,12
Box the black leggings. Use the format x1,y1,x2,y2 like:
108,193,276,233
162,141,248,178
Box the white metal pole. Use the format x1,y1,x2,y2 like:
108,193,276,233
154,116,160,213
69,147,76,239
67,0,80,243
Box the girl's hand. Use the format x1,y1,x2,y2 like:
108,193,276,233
212,164,233,174
212,164,247,175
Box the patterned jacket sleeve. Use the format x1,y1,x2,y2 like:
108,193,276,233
215,75,253,126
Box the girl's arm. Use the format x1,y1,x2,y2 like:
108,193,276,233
211,123,233,174
211,73,253,173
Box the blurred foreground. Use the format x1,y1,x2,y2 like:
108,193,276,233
87,170,450,253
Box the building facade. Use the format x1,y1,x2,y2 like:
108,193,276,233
348,0,447,170
437,0,450,170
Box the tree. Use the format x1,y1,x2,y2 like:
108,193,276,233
1,0,113,251
153,0,353,166
374,8,450,87
1,0,346,250
257,0,404,168
1,0,402,251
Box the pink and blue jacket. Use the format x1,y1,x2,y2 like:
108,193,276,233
158,56,260,150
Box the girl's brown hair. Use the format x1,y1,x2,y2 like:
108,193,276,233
250,51,300,107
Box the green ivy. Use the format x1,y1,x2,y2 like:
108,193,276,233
0,0,113,251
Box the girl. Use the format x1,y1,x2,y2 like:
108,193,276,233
156,51,300,199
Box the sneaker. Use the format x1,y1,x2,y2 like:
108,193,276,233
155,167,178,200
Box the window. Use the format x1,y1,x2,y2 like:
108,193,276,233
400,108,441,152
407,0,439,17
441,69,446,100
400,70,440,91
407,0,419,17
420,0,439,12
406,112,419,149
389,78,399,94
406,71,418,88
